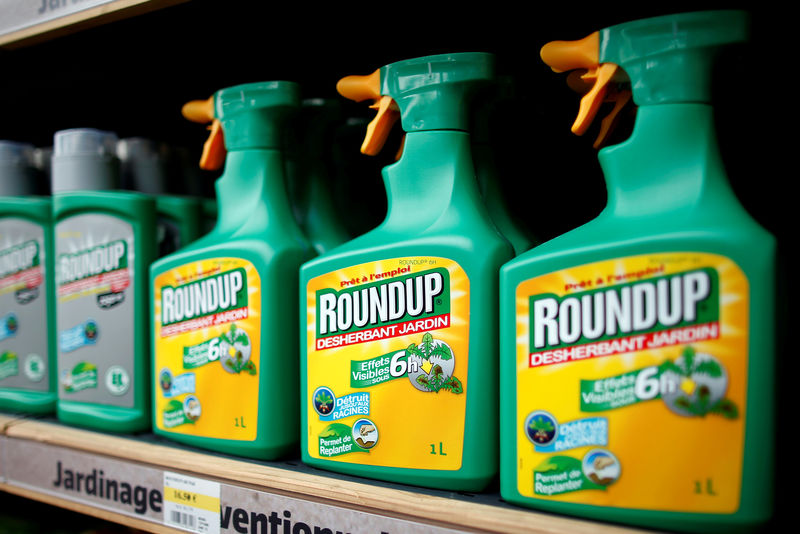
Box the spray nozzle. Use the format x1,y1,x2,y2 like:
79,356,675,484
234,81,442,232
182,96,225,171
542,10,749,148
541,33,632,148
337,53,494,159
336,69,401,157
182,82,301,171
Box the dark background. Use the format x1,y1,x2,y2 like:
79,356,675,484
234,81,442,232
0,1,781,242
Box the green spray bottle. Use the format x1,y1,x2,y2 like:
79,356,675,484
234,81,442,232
150,81,313,459
300,53,514,491
52,128,157,432
499,10,774,532
0,141,57,413
117,137,203,257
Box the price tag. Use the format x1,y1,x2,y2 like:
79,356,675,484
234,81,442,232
163,471,220,533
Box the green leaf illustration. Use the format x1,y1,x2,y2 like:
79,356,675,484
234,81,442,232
443,376,463,394
416,375,433,391
529,416,555,433
319,423,350,439
431,345,452,361
535,458,559,472
710,398,739,419
72,361,97,373
694,359,723,378
421,333,434,355
680,346,696,376
315,391,333,410
164,399,183,412
658,359,683,375
406,343,423,359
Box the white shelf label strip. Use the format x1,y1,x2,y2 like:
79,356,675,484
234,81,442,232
1,437,465,533
0,0,119,37
2,436,166,520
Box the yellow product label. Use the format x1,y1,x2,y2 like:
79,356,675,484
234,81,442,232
154,258,261,440
306,257,469,469
515,253,748,513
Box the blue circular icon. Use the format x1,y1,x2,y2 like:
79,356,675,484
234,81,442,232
312,386,336,416
524,410,558,446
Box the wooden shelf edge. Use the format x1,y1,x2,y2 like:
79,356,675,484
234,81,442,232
0,0,187,49
1,417,647,534
0,413,30,433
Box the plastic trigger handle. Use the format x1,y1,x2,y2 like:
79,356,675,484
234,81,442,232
199,120,226,171
337,69,400,156
182,96,226,171
594,88,632,148
572,63,619,136
541,33,622,135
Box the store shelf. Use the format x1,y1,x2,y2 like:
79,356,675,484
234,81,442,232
0,414,652,534
0,0,185,48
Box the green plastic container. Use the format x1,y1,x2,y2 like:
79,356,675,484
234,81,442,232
285,98,352,254
500,10,774,532
472,77,537,255
117,137,203,257
300,53,514,491
201,197,217,236
150,81,313,459
0,141,57,413
52,128,157,433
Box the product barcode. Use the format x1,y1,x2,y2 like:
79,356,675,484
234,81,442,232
170,510,197,529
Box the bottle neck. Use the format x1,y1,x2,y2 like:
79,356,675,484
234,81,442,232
382,130,482,229
214,148,294,233
598,103,737,218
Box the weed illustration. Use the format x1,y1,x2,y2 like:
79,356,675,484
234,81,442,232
659,346,737,419
407,332,462,394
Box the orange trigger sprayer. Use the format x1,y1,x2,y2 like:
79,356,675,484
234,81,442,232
336,69,402,159
541,32,632,148
182,96,226,171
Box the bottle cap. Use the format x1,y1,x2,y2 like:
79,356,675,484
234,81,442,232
117,137,168,194
51,128,121,192
0,140,37,196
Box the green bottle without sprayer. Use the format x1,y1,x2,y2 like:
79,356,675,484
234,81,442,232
300,53,514,490
150,81,313,459
285,98,352,254
499,10,774,532
201,198,218,236
52,128,156,432
117,137,202,257
330,115,387,238
472,77,538,255
0,141,57,413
